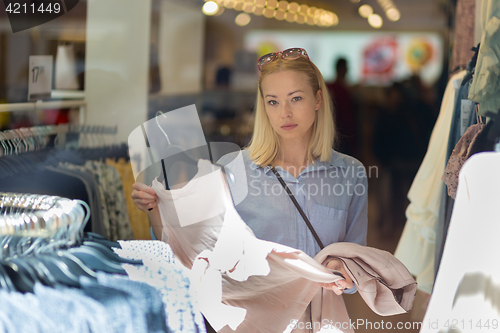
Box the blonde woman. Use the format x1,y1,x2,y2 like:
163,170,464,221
132,48,368,296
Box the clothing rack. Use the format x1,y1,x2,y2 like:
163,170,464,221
0,192,89,258
0,90,86,124
0,124,118,154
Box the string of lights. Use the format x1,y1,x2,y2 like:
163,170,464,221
202,0,339,28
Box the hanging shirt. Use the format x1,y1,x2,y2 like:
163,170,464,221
106,159,150,240
394,70,466,294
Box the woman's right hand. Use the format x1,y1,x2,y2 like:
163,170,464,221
131,182,158,212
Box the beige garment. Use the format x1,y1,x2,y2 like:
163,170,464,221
395,71,466,294
106,158,150,239
152,159,416,332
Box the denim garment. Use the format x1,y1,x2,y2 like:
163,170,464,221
96,272,168,333
0,284,113,333
36,283,113,333
435,68,479,282
0,290,44,332
81,277,138,333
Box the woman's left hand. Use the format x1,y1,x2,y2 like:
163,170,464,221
320,258,354,295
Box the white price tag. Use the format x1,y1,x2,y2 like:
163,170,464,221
28,55,53,101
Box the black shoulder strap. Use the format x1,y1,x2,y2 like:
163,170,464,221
270,167,325,249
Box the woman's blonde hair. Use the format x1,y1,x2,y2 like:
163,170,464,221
246,55,336,167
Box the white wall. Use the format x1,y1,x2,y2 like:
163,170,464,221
158,0,204,95
85,0,151,143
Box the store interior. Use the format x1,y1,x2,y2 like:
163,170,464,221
1,0,499,332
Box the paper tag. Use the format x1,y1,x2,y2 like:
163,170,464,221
28,55,53,101
460,100,474,136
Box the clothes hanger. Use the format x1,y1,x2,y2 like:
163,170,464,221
46,199,141,270
0,200,98,288
155,111,235,190
0,263,17,291
0,195,134,290
66,200,141,265
0,133,23,177
63,200,137,272
154,111,199,190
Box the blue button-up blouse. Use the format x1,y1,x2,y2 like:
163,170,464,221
217,149,368,259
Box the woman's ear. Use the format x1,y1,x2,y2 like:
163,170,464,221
315,89,322,111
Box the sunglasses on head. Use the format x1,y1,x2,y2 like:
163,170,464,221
257,48,310,71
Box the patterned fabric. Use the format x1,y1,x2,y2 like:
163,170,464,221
442,123,485,198
114,240,206,333
450,0,476,72
60,161,134,241
106,158,150,239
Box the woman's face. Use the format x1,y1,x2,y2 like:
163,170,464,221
261,70,322,144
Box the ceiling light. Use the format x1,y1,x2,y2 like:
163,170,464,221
277,1,288,11
306,6,316,17
234,2,244,10
368,13,383,28
218,0,338,28
320,11,329,26
386,8,400,21
316,9,324,20
253,6,264,15
224,0,235,8
255,0,266,7
331,12,339,25
243,3,255,12
274,9,286,20
235,12,251,26
266,0,278,9
358,4,373,18
202,1,219,15
288,2,299,13
284,11,295,22
215,6,225,15
263,7,275,18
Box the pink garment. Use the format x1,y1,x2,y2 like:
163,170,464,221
152,159,416,332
